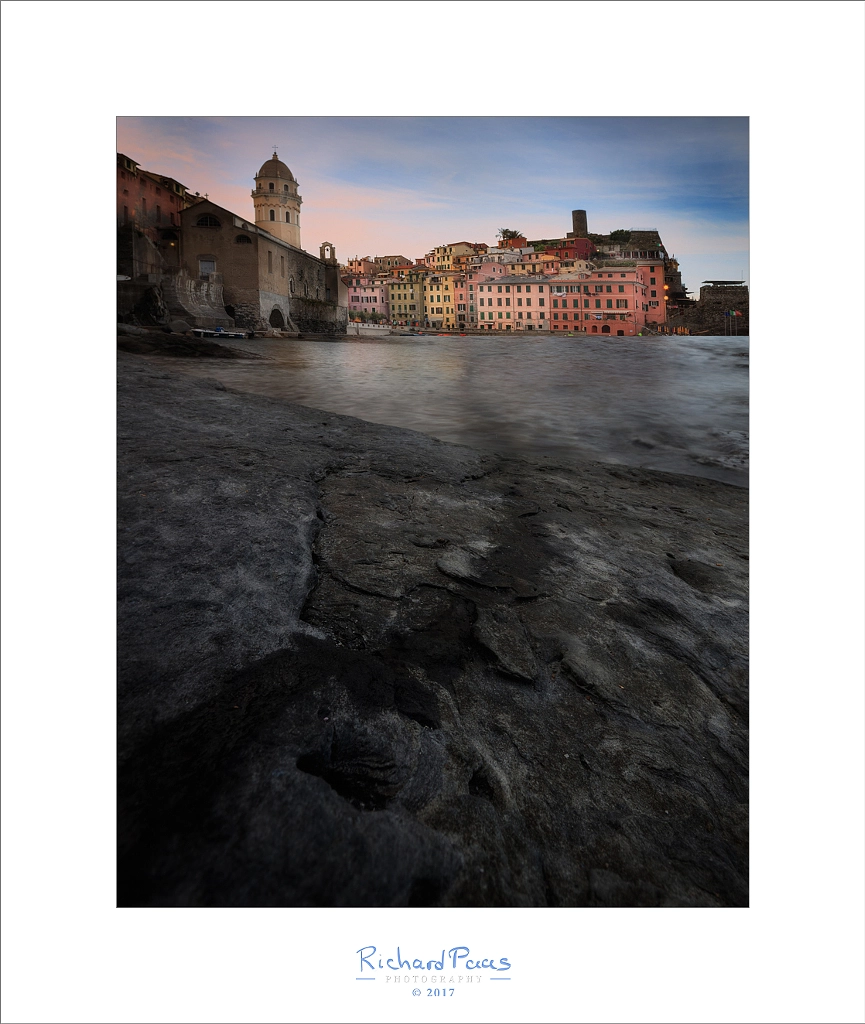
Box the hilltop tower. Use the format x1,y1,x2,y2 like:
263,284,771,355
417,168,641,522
571,209,588,237
252,151,302,248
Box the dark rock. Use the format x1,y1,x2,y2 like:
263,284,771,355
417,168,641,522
117,333,264,359
117,355,748,907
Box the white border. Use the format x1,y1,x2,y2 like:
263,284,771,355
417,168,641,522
2,3,863,1023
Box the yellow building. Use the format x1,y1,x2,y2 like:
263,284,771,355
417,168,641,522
431,242,481,272
387,268,424,325
423,273,458,327
509,253,560,275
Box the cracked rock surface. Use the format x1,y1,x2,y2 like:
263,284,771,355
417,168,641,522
117,354,748,907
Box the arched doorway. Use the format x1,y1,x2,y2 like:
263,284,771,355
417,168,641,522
601,324,611,333
269,308,285,328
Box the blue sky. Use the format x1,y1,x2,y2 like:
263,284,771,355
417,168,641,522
118,116,749,291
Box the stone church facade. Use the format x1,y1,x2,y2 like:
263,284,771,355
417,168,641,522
118,152,348,333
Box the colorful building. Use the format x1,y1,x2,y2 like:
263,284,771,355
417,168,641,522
544,263,666,335
374,254,412,270
346,276,388,318
451,273,473,327
636,260,668,324
344,256,378,277
475,276,548,330
423,273,458,327
428,242,483,272
511,251,560,275
387,268,424,325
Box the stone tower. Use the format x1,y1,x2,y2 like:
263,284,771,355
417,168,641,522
252,151,302,248
571,209,588,238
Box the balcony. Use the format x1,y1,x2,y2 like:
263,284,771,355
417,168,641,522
251,188,302,203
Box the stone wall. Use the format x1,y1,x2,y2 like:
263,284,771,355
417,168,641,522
291,296,349,334
665,285,749,335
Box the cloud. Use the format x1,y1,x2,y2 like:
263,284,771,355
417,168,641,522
116,116,749,281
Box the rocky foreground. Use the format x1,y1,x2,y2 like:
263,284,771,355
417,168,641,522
117,352,748,907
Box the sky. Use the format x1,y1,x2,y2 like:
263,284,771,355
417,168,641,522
117,116,749,292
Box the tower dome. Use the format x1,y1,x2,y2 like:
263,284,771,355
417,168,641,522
257,152,294,181
252,150,302,248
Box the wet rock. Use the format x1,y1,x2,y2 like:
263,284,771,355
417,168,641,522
117,354,748,908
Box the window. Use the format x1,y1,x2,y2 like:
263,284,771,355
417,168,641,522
606,285,612,293
616,299,628,309
284,184,289,192
517,298,523,307
650,277,656,285
538,286,544,293
235,234,252,244
538,299,545,307
618,285,625,292
584,299,589,308
199,259,215,277
606,299,613,308
595,299,601,309
196,214,221,227
497,298,502,306
595,285,603,293
269,210,275,221
286,211,291,222
552,299,559,309
269,182,275,191
526,298,532,307
651,290,657,297
526,286,531,293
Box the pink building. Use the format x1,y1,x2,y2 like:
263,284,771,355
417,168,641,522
636,261,667,324
546,264,665,335
451,273,471,327
475,276,549,330
345,276,389,318
343,256,377,277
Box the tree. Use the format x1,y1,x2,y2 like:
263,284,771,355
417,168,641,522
497,228,523,242
609,229,632,242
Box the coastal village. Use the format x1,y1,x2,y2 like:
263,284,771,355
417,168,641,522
117,149,749,337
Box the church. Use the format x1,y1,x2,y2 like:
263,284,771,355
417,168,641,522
117,151,348,333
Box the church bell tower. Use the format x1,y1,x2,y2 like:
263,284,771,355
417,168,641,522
252,150,302,248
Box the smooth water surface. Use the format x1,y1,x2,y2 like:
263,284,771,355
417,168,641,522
165,334,749,486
